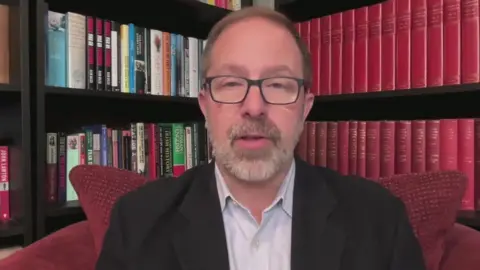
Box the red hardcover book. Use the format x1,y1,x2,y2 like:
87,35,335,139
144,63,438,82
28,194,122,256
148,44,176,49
307,122,316,165
320,16,332,95
327,121,338,170
366,121,381,180
396,0,412,90
412,120,427,173
427,0,444,86
310,19,321,96
331,13,343,95
95,18,104,91
148,124,157,179
395,121,412,174
104,20,112,91
458,119,475,210
86,17,95,90
368,4,382,92
439,119,458,170
380,121,395,177
357,121,367,177
411,0,428,88
461,0,480,83
315,122,328,167
426,120,441,171
474,119,480,209
342,10,355,94
0,146,9,221
348,121,358,174
444,0,461,85
296,124,308,161
301,21,311,48
382,0,396,91
354,8,369,93
338,121,349,175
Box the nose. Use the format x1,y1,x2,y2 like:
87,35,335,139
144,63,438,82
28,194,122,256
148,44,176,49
239,85,267,118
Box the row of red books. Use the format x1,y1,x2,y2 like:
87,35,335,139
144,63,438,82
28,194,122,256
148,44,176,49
295,119,480,211
296,0,479,96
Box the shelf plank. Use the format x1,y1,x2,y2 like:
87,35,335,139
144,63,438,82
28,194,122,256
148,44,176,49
277,0,387,22
310,83,480,121
0,220,23,238
0,83,20,93
47,200,83,217
45,0,230,39
44,86,203,130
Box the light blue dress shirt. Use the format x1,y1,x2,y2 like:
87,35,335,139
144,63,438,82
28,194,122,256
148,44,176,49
215,161,295,270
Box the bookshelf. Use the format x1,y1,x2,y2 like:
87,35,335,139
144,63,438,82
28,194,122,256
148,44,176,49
0,0,33,247
0,0,479,249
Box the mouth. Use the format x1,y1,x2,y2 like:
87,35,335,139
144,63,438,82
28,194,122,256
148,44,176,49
238,134,268,140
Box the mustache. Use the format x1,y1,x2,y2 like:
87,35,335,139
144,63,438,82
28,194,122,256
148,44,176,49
228,118,281,142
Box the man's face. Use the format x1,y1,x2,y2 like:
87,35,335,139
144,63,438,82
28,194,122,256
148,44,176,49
198,17,314,182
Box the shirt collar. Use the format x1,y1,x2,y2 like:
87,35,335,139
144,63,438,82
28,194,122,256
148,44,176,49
215,160,295,216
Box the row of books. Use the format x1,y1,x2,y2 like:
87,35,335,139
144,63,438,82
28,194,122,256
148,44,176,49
0,5,10,84
295,119,480,210
45,122,212,204
45,11,205,97
201,0,242,10
300,0,480,96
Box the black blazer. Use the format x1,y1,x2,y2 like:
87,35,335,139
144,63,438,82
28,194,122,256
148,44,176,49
96,158,426,270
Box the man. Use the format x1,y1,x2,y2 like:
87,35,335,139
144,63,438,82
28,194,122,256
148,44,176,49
96,6,426,270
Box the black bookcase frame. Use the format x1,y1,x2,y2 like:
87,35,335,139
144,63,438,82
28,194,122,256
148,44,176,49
0,0,34,246
0,0,472,245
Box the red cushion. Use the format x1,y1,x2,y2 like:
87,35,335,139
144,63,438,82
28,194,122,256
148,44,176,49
378,170,466,270
69,165,149,255
70,165,466,270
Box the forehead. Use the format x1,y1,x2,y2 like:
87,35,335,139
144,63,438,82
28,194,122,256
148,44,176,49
207,17,303,77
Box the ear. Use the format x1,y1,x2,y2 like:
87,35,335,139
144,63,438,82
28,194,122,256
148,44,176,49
198,88,208,118
302,91,314,121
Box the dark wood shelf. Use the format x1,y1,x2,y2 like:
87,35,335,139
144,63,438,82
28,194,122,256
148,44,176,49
0,83,20,93
457,210,480,229
0,220,23,238
47,200,83,217
45,0,231,39
44,86,203,130
45,86,197,104
277,0,386,22
309,83,480,121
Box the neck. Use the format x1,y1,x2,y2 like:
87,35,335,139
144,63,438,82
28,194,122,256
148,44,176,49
217,158,293,213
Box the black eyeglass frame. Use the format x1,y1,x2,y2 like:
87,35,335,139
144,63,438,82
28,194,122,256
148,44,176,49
202,75,310,105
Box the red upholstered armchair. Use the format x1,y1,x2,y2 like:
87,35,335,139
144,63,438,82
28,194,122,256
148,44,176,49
1,165,480,270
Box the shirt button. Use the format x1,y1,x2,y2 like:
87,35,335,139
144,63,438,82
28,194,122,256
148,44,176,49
253,240,260,250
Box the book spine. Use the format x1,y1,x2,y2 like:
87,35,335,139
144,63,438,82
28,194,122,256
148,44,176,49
380,121,395,177
104,20,112,91
458,119,475,210
0,146,9,221
381,0,396,91
111,22,120,91
337,121,349,175
331,13,343,95
368,4,382,92
443,0,461,85
95,18,104,90
320,16,331,95
411,0,427,88
315,121,328,167
327,122,338,170
461,0,479,83
348,121,358,174
354,8,368,93
411,120,427,173
134,26,146,94
46,133,58,203
341,11,354,94
366,121,380,180
395,121,412,174
310,18,321,96
427,0,444,86
396,0,412,90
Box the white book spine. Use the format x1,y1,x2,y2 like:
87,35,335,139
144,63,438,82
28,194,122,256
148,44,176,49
136,123,145,174
111,27,118,91
66,12,86,89
188,37,199,97
150,29,163,95
185,126,193,169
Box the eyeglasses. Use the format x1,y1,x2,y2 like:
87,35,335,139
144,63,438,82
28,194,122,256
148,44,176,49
203,76,307,105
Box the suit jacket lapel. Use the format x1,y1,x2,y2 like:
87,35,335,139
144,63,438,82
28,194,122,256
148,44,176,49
291,158,346,270
172,162,230,270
